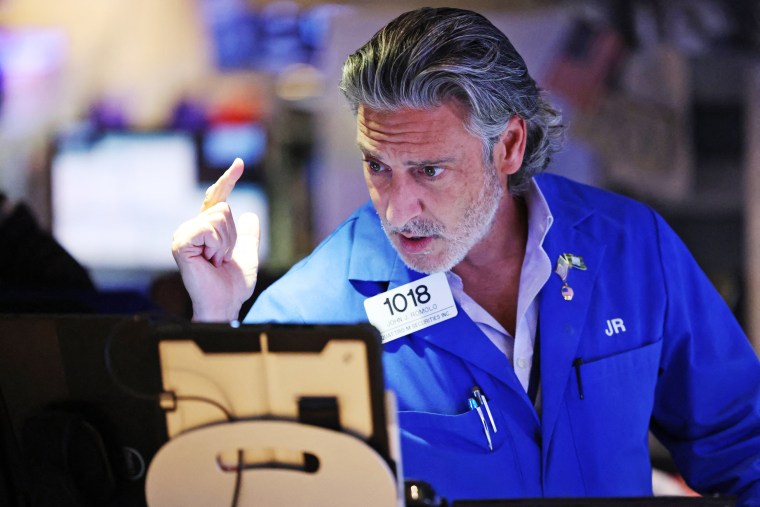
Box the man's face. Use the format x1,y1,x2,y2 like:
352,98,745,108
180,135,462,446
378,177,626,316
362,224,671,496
357,101,504,274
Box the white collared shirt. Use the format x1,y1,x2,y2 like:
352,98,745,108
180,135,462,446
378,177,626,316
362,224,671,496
446,179,553,393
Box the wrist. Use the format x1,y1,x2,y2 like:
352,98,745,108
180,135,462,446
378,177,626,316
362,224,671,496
190,300,241,323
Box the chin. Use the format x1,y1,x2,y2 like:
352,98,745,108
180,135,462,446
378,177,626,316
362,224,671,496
386,233,465,274
398,251,460,275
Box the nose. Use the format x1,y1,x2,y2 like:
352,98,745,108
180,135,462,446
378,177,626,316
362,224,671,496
384,174,423,229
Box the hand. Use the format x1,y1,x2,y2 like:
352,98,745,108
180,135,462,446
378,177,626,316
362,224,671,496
171,158,260,321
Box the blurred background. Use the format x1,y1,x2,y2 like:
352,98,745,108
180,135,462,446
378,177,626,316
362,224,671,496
0,0,758,350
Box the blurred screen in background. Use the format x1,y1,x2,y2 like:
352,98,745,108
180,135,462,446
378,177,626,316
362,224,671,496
50,129,269,289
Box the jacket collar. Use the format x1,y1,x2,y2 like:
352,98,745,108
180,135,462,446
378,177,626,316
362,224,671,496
346,202,422,288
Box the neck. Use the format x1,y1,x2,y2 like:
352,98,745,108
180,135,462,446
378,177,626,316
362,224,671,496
453,193,528,276
452,193,528,335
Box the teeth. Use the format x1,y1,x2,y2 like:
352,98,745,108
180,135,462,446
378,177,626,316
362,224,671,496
398,233,427,241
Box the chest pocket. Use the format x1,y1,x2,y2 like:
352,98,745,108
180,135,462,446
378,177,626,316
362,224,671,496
397,402,542,500
570,338,661,407
565,339,663,493
399,406,507,454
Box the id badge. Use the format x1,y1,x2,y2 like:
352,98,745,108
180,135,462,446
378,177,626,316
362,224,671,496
363,272,458,343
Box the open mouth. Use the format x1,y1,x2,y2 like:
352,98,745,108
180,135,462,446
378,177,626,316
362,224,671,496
396,234,434,254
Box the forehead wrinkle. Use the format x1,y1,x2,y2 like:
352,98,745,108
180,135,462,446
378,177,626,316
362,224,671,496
356,140,382,160
357,119,434,145
357,139,457,167
360,115,434,133
356,103,473,166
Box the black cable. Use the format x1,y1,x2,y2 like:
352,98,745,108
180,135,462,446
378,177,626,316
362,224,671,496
230,449,244,507
173,395,234,422
103,314,236,419
104,315,244,505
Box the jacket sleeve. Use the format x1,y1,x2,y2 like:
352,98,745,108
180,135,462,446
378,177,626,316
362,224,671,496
245,282,308,324
649,211,760,506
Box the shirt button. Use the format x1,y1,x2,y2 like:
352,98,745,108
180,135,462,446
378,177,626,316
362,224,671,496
516,358,528,369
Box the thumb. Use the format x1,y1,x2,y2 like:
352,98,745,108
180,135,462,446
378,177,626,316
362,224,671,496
237,212,260,243
233,212,261,275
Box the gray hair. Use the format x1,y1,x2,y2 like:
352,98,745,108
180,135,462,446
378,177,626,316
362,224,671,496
340,7,565,195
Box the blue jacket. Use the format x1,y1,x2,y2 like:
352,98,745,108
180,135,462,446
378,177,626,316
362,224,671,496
246,174,760,504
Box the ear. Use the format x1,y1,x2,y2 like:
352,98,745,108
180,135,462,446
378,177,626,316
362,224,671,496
492,116,526,181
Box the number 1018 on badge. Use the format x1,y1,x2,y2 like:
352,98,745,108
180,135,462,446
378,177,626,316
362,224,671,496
363,272,458,343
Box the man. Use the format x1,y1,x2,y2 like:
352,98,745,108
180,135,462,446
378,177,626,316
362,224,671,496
172,7,760,504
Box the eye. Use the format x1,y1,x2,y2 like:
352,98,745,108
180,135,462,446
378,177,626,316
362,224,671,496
364,159,385,173
422,165,444,178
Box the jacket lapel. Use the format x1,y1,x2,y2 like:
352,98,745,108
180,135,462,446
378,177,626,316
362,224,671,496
409,305,528,395
538,187,607,461
387,255,526,394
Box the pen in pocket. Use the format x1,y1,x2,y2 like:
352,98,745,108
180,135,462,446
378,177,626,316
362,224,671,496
468,397,493,451
472,386,497,433
573,357,584,400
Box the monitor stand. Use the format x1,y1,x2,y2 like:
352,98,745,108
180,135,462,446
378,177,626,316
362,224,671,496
145,419,400,507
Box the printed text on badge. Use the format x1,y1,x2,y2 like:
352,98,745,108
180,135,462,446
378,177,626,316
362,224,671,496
363,272,458,343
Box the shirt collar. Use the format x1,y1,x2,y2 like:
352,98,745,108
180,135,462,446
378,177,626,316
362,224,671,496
525,177,554,249
446,177,554,288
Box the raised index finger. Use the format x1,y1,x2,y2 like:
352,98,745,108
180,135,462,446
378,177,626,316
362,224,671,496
200,158,245,212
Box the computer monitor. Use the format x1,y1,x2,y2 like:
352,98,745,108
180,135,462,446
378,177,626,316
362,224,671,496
49,130,269,288
0,315,396,506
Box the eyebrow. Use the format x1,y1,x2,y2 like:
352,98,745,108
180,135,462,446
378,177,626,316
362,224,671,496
356,142,456,167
